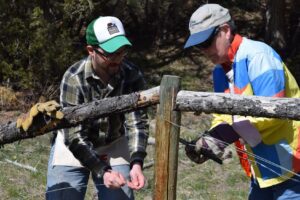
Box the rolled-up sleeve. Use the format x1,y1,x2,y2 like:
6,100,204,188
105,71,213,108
124,65,149,167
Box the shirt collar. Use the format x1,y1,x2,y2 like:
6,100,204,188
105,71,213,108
84,55,122,88
228,34,243,62
84,56,96,80
221,34,243,72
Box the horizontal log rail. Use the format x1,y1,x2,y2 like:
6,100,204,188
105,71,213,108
1,86,300,145
176,90,300,120
0,87,160,145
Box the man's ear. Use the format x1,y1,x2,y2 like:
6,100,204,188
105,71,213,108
221,24,232,40
86,45,94,55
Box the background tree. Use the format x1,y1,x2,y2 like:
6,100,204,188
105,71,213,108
0,0,299,107
265,0,286,54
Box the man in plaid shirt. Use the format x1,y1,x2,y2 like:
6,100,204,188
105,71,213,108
46,16,149,200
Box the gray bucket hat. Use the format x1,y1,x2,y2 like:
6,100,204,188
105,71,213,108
184,4,231,48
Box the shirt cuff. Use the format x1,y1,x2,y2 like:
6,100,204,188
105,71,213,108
130,151,147,169
94,163,112,178
232,120,262,147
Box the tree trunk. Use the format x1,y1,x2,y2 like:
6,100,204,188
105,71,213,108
265,0,287,55
287,0,300,54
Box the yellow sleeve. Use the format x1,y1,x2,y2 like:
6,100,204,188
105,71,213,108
211,113,233,128
211,113,286,141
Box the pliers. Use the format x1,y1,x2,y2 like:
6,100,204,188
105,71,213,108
179,137,223,165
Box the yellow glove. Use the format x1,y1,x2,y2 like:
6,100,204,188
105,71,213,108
16,100,64,132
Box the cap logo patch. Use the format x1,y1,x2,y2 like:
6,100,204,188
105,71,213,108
107,23,119,35
189,19,204,28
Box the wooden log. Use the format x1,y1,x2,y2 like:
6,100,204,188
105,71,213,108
1,86,300,146
153,75,181,200
176,90,300,120
0,87,160,145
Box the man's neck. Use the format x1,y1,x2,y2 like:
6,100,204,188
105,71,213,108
92,64,110,85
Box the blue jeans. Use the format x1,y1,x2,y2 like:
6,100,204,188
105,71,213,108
249,175,300,200
46,143,134,200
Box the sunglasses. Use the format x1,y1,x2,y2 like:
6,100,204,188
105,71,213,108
93,48,128,61
195,26,220,49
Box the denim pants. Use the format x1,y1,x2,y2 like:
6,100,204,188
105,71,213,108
46,143,134,200
249,175,300,200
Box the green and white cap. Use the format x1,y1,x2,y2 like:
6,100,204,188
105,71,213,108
86,16,132,53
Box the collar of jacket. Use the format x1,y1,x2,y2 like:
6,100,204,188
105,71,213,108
221,34,243,73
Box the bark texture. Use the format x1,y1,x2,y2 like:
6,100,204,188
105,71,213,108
0,87,160,145
176,91,300,120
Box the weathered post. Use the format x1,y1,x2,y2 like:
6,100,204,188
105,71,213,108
153,75,181,200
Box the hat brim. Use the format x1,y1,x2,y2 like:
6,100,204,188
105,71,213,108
99,35,132,53
184,27,215,49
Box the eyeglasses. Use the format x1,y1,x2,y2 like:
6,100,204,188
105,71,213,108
93,48,128,61
196,26,220,49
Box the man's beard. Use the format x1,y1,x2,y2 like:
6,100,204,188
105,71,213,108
107,62,121,75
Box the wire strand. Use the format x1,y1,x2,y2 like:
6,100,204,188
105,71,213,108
163,118,300,182
32,116,300,197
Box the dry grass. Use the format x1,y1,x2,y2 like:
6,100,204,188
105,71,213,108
0,86,20,111
0,111,249,200
135,112,248,200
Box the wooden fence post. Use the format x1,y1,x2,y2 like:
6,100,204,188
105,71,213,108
153,75,181,200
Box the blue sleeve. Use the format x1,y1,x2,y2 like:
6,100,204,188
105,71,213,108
248,52,285,97
213,65,229,93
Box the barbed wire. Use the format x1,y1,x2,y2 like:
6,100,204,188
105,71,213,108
163,118,300,183
5,116,300,198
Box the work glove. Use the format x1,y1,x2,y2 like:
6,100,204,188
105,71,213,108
16,100,64,132
185,123,239,164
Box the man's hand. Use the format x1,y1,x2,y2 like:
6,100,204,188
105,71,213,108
185,123,240,164
127,163,145,190
16,100,64,132
185,135,225,164
103,170,127,189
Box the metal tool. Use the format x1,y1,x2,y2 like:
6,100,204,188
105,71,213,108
179,137,223,165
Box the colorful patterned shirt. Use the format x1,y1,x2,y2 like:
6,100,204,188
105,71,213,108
212,35,300,188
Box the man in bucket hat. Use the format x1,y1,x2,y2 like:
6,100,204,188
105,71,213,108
46,16,149,200
184,4,300,199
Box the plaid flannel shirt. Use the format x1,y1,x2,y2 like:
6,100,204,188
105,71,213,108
60,56,149,176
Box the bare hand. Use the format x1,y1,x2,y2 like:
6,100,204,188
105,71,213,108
127,163,145,190
103,170,126,189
